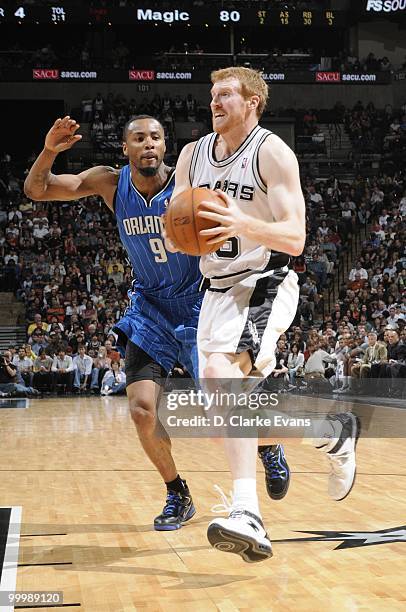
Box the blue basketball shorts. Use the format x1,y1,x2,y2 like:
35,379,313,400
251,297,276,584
114,291,203,380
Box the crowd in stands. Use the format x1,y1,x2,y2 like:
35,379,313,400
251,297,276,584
2,17,406,77
0,148,133,396
82,92,406,163
294,100,406,159
85,92,202,156
270,170,406,397
0,97,405,399
0,340,127,398
2,41,405,74
339,51,393,74
341,101,406,156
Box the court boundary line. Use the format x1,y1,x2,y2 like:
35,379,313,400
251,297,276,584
0,506,22,612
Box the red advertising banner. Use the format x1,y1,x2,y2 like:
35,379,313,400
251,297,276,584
128,70,155,81
0,68,390,84
315,71,341,82
32,69,59,80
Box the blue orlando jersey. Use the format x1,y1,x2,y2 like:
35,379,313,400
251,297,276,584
114,164,202,299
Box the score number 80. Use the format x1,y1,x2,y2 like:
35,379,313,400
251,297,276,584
219,10,240,22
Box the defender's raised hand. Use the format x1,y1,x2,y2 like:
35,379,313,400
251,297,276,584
45,116,82,153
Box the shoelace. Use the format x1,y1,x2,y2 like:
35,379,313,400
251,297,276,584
210,486,248,520
162,491,182,516
326,451,352,475
261,449,282,479
211,484,233,514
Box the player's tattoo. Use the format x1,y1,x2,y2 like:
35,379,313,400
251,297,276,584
31,169,50,189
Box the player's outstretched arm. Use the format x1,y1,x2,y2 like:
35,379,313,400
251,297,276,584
24,116,118,207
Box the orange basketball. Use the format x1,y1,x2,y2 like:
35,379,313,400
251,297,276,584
165,187,227,256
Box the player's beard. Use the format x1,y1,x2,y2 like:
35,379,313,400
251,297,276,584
138,166,159,177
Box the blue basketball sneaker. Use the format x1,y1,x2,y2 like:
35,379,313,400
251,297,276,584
154,484,196,530
258,444,290,500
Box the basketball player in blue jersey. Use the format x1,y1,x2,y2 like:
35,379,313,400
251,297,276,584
24,113,290,532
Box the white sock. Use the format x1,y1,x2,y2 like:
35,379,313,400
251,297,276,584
232,478,260,517
311,418,343,452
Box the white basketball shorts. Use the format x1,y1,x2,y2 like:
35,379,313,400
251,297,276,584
197,268,299,378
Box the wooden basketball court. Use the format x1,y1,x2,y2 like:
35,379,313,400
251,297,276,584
0,397,404,611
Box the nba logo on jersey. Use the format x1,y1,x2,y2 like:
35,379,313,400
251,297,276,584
241,158,248,168
164,198,169,208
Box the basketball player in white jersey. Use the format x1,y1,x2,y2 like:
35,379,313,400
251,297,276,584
167,67,360,562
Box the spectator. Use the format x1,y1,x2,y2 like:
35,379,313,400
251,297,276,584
307,253,328,290
349,262,368,282
30,331,49,356
90,346,111,393
0,350,39,397
93,93,105,117
349,272,365,292
286,343,305,385
107,255,124,275
51,349,74,393
311,126,325,152
68,331,86,355
33,348,53,393
350,332,387,389
73,345,93,393
268,339,289,389
387,306,401,328
12,347,34,387
89,334,101,353
27,313,48,336
104,339,121,363
304,341,335,382
33,220,49,240
81,95,93,122
100,361,126,395
24,343,37,362
46,298,65,323
377,330,406,396
45,330,64,357
307,184,323,205
108,264,124,285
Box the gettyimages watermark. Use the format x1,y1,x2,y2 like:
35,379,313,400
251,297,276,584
166,387,280,411
156,377,406,438
160,379,323,437
166,387,311,430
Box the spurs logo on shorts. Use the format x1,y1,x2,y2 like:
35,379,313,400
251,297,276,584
191,125,300,376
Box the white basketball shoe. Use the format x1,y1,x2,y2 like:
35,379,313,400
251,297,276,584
207,510,272,563
208,487,272,563
323,413,361,501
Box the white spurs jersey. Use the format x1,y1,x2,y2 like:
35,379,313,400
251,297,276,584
190,125,290,279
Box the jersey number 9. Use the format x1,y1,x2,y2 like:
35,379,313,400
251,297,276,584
149,238,168,263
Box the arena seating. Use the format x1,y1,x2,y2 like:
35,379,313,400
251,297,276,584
0,97,405,396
